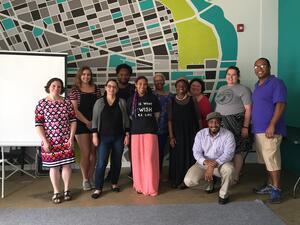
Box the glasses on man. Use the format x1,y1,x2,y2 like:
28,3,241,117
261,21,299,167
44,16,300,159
254,64,268,70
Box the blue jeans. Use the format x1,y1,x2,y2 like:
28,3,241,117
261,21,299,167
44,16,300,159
95,134,124,190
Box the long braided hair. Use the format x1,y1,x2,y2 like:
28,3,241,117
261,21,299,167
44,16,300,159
131,76,148,118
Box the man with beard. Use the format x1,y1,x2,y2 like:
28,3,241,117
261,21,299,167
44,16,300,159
183,112,236,204
105,64,135,182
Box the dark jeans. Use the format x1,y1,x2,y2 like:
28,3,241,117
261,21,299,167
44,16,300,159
158,133,168,173
95,134,124,190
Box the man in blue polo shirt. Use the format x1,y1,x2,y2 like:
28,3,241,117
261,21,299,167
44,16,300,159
252,57,287,204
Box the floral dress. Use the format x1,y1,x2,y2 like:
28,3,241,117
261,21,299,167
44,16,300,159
35,98,76,167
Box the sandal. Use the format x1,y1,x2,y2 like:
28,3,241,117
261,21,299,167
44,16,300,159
52,193,61,204
64,190,72,201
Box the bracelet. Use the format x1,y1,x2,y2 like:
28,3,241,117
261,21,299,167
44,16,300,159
169,136,175,139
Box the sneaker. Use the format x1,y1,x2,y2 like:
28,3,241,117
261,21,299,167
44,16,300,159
205,176,217,194
82,180,91,191
269,186,282,204
253,184,272,195
205,182,215,194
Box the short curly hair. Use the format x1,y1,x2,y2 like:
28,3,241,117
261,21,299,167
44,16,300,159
189,78,205,93
116,63,133,75
44,77,65,94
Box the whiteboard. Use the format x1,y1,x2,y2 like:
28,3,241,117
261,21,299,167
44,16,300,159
0,51,67,146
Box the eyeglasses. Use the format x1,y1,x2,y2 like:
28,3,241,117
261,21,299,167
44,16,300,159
106,84,117,89
254,64,268,70
154,80,164,84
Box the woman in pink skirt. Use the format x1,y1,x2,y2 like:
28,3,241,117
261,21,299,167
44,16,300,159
128,76,161,196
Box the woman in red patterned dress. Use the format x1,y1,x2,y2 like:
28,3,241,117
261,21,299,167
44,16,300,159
35,78,77,204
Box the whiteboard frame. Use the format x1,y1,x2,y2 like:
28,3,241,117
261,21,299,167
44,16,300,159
0,51,67,147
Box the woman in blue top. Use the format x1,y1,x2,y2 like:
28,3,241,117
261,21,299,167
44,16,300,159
153,73,173,174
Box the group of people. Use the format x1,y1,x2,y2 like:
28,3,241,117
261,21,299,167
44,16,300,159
35,57,287,205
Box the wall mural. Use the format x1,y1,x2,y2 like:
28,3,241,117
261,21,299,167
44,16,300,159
0,0,237,98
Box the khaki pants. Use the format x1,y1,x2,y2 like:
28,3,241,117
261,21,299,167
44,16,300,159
184,162,234,198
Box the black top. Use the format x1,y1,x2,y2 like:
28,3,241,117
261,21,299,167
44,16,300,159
79,92,98,120
128,93,161,134
75,92,98,134
100,98,123,136
117,83,135,101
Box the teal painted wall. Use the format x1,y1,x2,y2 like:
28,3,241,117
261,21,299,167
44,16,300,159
278,0,300,127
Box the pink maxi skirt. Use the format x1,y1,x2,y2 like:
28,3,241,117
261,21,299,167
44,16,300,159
131,134,159,196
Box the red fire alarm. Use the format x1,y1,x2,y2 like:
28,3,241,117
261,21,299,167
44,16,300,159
237,24,244,32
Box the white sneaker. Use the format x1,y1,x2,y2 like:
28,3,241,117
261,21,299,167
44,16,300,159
82,180,91,191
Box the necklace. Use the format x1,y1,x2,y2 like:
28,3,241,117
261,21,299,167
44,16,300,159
175,94,187,101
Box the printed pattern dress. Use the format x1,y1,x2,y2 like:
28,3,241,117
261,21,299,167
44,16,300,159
35,98,76,168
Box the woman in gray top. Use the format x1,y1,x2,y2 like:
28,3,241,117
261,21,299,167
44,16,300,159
215,66,252,184
91,79,130,198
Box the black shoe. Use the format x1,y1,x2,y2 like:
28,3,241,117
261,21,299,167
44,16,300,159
63,190,72,201
171,184,177,189
91,190,102,199
218,196,229,205
205,188,215,194
111,186,120,192
179,183,188,190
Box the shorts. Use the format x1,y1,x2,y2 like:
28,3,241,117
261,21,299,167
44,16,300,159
75,119,92,135
255,133,282,171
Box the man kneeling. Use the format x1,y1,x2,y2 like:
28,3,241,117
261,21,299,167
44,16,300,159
184,112,236,204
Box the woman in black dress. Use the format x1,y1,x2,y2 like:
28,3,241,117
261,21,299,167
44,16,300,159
168,77,199,188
